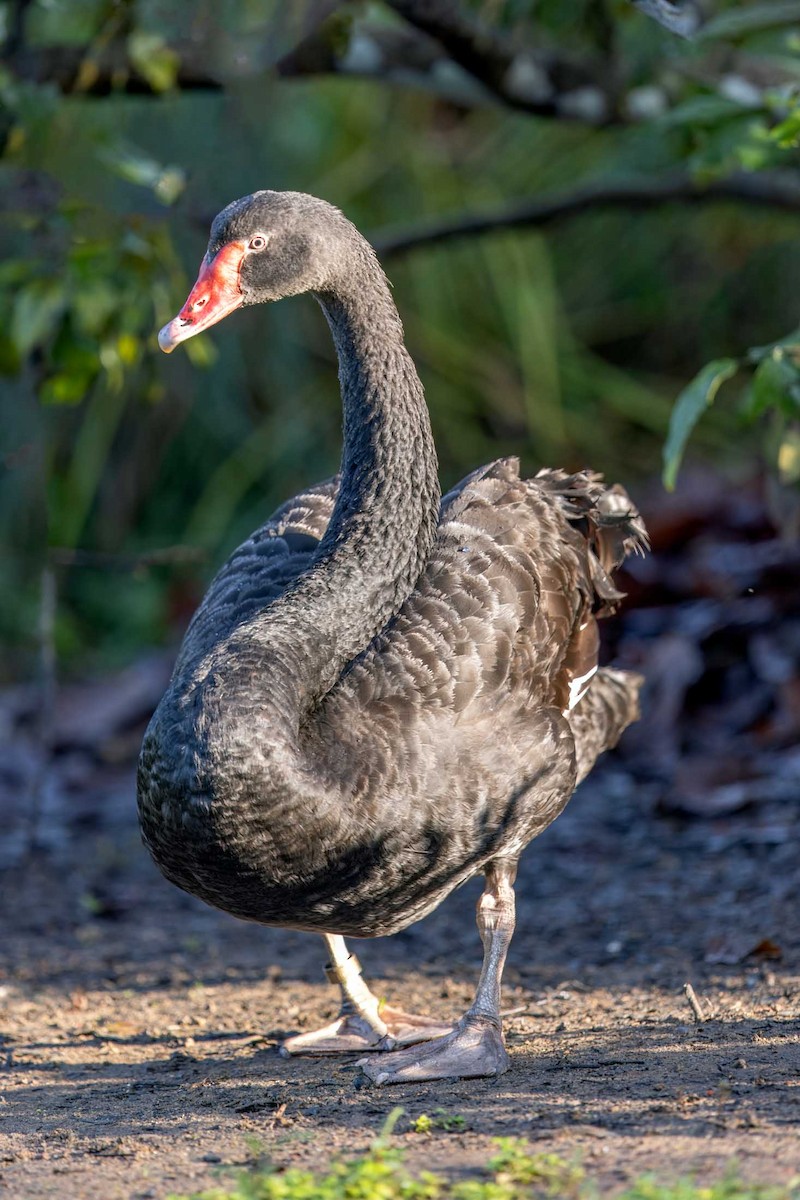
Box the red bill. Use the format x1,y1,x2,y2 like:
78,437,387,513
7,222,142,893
158,240,247,353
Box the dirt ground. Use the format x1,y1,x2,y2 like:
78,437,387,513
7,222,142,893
2,739,799,1199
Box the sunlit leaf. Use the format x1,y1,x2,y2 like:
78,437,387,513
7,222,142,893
663,358,739,489
152,167,186,206
117,333,140,366
778,427,800,483
127,31,180,93
74,58,101,93
770,106,800,148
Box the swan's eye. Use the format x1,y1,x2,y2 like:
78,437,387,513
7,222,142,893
248,235,268,251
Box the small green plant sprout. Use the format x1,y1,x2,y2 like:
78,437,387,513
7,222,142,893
167,1127,800,1200
487,1139,585,1197
620,1169,800,1200
412,1109,467,1134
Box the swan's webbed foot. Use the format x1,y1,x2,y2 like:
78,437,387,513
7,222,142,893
280,935,451,1056
281,1011,389,1056
359,859,518,1086
281,1005,451,1056
379,1006,453,1046
359,1014,508,1084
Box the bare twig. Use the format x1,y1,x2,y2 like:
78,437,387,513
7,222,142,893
683,981,706,1022
374,170,800,258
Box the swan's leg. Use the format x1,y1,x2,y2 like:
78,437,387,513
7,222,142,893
281,934,451,1056
359,860,515,1084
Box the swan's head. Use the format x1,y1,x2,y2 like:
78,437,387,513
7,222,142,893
158,191,355,353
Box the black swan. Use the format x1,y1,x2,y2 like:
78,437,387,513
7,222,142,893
139,190,646,1084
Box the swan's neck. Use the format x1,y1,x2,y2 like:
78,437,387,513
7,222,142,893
261,249,440,710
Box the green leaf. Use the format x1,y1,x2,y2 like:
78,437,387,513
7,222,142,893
663,358,739,490
127,31,180,93
698,0,800,41
660,95,747,129
770,106,800,148
745,354,800,420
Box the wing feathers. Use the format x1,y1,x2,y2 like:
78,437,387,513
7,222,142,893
186,460,645,795
327,461,646,786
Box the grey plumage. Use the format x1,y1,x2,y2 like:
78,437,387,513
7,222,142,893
138,190,647,949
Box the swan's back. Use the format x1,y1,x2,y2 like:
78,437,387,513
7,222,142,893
309,458,645,872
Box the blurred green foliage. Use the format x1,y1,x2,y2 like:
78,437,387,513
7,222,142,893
1,0,799,678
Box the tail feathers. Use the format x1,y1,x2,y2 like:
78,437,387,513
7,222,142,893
571,666,643,783
535,468,649,615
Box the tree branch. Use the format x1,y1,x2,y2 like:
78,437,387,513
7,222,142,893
374,171,800,258
9,24,606,120
276,7,612,122
0,0,726,125
380,0,611,120
6,42,225,94
4,2,344,96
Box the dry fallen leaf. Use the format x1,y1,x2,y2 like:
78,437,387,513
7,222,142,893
746,938,783,962
704,934,783,965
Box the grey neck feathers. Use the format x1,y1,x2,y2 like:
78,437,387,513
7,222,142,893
261,240,440,711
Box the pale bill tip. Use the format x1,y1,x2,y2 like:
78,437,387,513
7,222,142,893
158,319,183,354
